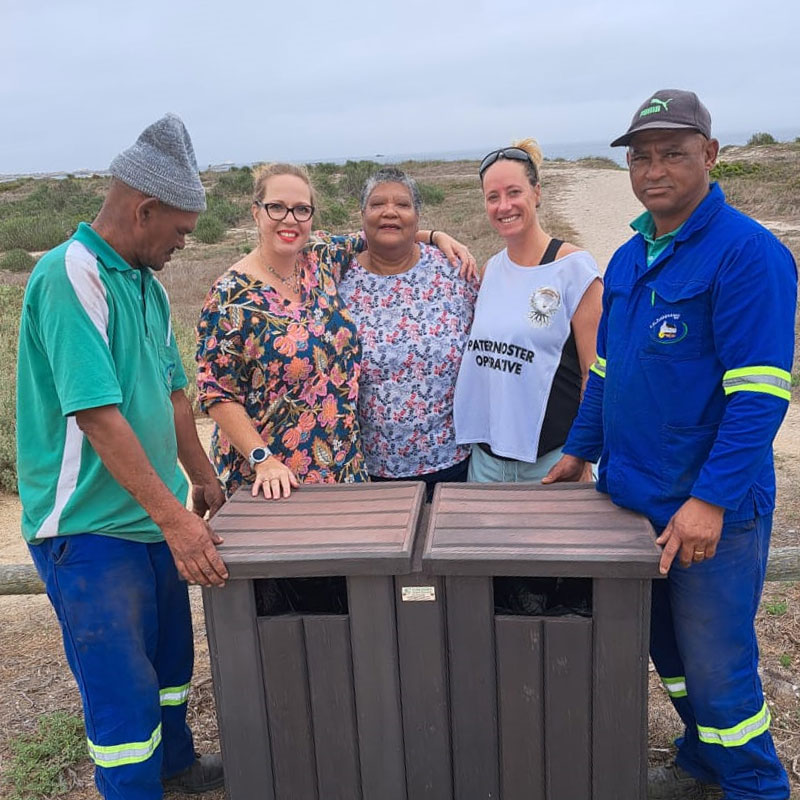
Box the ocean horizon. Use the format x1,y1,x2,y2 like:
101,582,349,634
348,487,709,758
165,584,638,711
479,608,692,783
2,128,797,182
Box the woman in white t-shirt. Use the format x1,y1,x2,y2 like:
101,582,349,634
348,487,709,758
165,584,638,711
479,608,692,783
453,139,603,482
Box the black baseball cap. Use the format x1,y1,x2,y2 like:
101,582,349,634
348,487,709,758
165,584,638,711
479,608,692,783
611,89,712,147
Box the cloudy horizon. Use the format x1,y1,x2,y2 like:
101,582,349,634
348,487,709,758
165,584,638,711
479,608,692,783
3,0,798,175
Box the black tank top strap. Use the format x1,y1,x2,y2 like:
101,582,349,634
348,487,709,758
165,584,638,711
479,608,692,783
539,238,563,265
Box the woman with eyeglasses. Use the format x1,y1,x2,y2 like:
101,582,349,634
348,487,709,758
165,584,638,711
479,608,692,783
453,140,602,482
196,163,474,499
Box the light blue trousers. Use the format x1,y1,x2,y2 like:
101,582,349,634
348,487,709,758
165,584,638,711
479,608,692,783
467,443,566,483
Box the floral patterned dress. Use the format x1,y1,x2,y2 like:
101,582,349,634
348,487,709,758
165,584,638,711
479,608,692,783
196,233,368,496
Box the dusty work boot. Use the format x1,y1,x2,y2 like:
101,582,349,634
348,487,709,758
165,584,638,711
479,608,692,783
162,753,224,795
647,763,721,799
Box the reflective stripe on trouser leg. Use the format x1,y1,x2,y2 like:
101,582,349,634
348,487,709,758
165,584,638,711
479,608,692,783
27,534,178,800
662,515,790,799
159,683,191,706
149,541,195,780
650,574,716,786
87,724,162,768
661,676,687,699
697,701,772,747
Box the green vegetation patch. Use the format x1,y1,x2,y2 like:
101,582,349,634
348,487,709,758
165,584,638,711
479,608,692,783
0,178,32,194
173,318,198,407
418,182,446,205
747,132,777,146
3,711,87,800
0,178,103,251
765,599,788,616
0,285,24,493
192,214,226,244
206,194,245,227
712,148,800,221
213,166,253,197
575,156,623,170
711,161,763,179
338,160,381,202
1,248,36,272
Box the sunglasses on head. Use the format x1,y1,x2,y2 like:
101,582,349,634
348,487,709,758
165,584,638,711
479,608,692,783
478,147,537,181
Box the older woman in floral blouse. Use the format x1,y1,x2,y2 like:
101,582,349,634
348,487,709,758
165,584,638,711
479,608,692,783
338,167,478,500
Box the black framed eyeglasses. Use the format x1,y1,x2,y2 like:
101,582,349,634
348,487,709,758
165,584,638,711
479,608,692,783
478,147,536,180
255,200,315,222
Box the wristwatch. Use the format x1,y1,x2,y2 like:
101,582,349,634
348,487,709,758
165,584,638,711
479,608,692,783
248,446,272,467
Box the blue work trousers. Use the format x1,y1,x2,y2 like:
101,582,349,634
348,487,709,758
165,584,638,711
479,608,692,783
650,514,789,799
28,534,195,800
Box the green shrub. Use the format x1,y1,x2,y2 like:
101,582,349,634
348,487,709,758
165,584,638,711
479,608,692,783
0,286,23,492
418,182,445,205
576,156,623,170
0,214,73,251
311,172,336,200
316,201,350,229
173,318,198,408
1,248,36,272
192,214,226,244
206,193,246,227
747,132,777,146
309,162,338,177
0,178,103,251
339,160,381,201
710,161,762,179
214,166,253,197
0,178,30,194
3,711,87,800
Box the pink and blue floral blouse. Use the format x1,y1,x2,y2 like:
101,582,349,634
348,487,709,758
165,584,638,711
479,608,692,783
338,243,477,478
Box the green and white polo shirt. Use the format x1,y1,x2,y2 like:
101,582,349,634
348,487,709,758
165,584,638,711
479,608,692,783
17,222,189,543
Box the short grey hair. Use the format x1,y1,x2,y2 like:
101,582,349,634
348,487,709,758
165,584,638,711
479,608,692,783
360,167,422,214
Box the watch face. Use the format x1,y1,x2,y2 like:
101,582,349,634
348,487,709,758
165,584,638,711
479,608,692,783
250,447,268,464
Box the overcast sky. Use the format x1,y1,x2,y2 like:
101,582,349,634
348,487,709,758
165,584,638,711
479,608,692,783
2,0,798,174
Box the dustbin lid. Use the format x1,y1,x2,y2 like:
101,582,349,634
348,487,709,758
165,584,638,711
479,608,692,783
422,483,661,578
210,482,424,579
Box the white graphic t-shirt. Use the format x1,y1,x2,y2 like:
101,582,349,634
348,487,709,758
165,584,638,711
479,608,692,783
454,248,599,462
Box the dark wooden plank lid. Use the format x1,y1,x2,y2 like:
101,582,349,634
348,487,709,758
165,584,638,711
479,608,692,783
423,483,661,578
211,482,424,578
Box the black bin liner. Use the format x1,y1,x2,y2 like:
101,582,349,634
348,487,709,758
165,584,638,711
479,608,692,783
255,576,349,616
493,576,592,617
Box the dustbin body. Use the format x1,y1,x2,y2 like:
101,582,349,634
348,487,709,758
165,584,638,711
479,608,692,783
408,482,662,800
203,482,424,800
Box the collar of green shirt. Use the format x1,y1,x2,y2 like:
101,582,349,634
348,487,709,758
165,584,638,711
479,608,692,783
630,211,686,266
73,222,134,272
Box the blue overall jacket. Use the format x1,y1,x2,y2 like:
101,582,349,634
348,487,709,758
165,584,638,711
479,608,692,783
564,183,797,526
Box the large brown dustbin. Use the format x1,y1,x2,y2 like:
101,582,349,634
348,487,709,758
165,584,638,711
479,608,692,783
203,482,424,800
397,481,662,800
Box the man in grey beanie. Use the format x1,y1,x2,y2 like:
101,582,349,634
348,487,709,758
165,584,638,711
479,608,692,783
18,114,227,798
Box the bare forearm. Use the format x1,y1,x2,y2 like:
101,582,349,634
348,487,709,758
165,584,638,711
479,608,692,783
207,400,265,458
171,390,217,484
75,405,185,527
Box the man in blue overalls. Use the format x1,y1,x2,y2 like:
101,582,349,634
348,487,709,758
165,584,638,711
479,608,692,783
544,90,796,799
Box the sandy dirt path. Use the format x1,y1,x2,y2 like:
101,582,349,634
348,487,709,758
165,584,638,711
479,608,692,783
550,163,644,272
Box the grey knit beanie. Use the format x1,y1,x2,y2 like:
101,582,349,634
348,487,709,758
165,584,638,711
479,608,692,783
109,113,206,212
